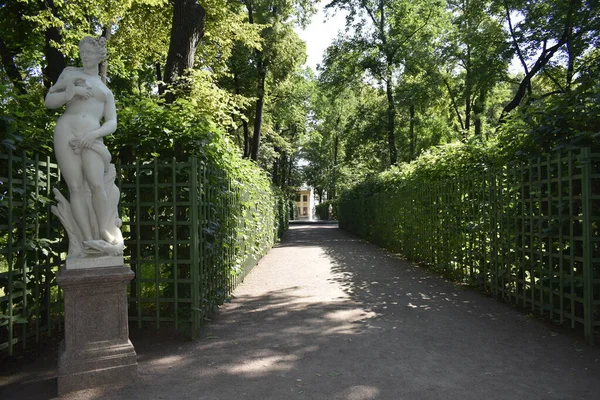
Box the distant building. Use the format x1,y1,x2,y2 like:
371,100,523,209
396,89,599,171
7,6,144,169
294,186,315,220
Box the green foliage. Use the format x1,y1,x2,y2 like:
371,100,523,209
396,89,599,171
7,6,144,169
315,199,337,220
0,151,65,357
1,0,299,352
496,51,600,158
337,144,600,343
0,88,57,155
1,140,289,352
339,138,498,202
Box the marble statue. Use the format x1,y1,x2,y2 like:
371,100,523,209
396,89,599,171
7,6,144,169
46,36,124,266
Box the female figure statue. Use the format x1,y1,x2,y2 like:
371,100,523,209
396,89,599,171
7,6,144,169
46,36,123,260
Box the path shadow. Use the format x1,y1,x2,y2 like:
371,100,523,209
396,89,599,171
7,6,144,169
3,224,600,400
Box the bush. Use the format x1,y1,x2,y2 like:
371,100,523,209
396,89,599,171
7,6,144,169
315,200,338,220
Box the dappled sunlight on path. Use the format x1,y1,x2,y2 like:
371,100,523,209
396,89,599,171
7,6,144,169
3,224,600,400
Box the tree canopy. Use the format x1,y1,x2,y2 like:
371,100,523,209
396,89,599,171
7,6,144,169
1,0,598,199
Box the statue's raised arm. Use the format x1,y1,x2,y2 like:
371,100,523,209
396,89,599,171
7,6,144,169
47,36,124,268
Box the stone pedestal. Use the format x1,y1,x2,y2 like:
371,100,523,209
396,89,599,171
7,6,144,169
56,265,137,395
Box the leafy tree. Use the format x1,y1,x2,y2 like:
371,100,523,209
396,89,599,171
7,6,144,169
301,84,356,200
265,68,315,189
441,0,511,137
325,0,447,165
234,0,316,161
498,0,600,120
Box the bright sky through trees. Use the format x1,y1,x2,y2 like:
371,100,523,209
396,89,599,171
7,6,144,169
295,1,348,72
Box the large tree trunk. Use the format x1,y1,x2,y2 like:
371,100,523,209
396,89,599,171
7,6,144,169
41,1,65,89
0,37,25,94
162,0,206,103
162,0,206,157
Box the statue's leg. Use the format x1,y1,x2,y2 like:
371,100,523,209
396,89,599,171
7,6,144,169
82,148,117,244
54,125,93,241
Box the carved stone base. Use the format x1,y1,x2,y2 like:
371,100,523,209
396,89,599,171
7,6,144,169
56,265,137,395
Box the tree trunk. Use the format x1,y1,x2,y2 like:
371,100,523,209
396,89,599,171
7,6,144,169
156,63,163,83
287,155,294,187
163,0,206,104
408,105,416,160
504,1,532,96
473,87,485,136
0,37,25,94
380,4,397,166
99,25,113,84
332,132,339,199
251,56,266,161
162,0,206,157
272,146,281,185
464,46,472,135
233,71,252,158
243,118,251,158
500,36,568,121
279,154,290,189
41,1,65,89
565,9,575,92
385,74,398,166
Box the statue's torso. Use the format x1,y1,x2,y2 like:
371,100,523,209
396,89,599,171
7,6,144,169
57,71,110,137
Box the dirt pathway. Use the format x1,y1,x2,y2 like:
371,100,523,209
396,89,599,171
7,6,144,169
2,223,600,399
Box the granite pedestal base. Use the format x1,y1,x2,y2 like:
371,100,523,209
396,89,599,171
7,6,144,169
56,265,137,395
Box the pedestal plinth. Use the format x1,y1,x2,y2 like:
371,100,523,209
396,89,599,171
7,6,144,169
56,265,137,395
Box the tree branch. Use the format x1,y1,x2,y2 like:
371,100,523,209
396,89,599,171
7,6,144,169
499,33,569,121
442,74,465,131
503,1,530,94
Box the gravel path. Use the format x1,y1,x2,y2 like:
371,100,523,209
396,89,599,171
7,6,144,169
2,223,600,399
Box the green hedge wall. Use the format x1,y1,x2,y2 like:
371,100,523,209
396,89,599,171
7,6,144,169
338,143,600,344
1,148,289,357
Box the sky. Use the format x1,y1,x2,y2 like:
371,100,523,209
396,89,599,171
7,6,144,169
294,2,348,73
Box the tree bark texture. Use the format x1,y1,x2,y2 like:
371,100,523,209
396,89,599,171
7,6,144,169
41,1,65,89
0,37,25,94
243,119,251,158
163,0,206,103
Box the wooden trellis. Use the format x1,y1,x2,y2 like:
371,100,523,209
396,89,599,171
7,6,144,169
340,147,600,344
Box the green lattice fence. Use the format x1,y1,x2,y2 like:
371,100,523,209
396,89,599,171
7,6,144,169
117,158,278,334
339,147,600,344
1,152,281,357
0,150,65,356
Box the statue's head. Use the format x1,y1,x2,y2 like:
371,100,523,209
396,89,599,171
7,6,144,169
78,36,107,66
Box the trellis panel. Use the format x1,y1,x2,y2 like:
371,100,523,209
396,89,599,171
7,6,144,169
339,147,600,344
